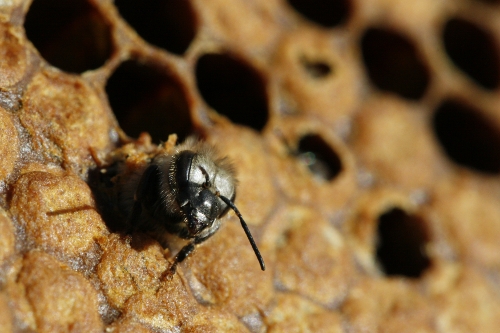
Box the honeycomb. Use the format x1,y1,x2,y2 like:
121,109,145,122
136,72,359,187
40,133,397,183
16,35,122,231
1,0,500,332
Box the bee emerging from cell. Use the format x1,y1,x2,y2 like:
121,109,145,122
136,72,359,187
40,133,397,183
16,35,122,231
93,134,265,276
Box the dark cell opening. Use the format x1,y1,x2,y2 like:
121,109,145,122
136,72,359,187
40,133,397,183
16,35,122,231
376,208,431,278
297,134,342,181
287,0,350,27
300,56,333,79
195,53,269,132
432,100,500,174
361,28,430,100
106,60,193,143
114,0,197,55
24,0,112,73
442,18,499,90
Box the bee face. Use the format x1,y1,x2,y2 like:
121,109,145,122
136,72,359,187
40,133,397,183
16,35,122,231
173,150,235,237
124,139,265,275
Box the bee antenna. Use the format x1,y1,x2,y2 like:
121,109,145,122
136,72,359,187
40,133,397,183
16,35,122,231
218,195,266,271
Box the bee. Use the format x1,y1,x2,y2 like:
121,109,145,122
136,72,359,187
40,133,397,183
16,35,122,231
119,138,265,275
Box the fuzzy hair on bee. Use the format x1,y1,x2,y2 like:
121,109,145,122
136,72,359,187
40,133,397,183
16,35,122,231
119,138,265,275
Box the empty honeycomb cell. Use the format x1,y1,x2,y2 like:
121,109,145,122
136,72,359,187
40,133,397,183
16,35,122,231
10,171,108,268
361,27,430,100
114,0,197,55
297,134,342,181
347,188,426,275
442,18,499,90
376,208,431,278
24,0,112,73
0,106,19,181
195,53,269,131
432,99,500,174
106,60,193,143
286,0,350,27
0,25,28,87
19,251,103,333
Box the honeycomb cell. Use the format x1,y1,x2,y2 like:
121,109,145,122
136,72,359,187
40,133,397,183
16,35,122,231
266,116,357,216
352,97,445,188
24,0,112,73
195,0,281,51
286,0,350,27
342,278,435,333
262,205,356,307
297,134,342,182
432,99,500,174
431,175,500,268
361,27,430,100
106,60,193,143
22,71,114,174
19,251,103,333
10,171,108,267
187,220,274,317
96,234,168,310
347,188,428,275
114,0,197,55
443,18,499,90
195,53,269,132
120,273,199,332
272,28,362,123
376,208,431,278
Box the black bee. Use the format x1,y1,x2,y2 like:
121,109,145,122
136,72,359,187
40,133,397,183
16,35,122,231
121,139,265,275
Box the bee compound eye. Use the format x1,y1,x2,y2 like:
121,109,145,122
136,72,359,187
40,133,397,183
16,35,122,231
175,150,196,187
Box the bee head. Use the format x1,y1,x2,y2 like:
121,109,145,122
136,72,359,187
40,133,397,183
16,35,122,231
172,148,265,270
174,150,235,236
